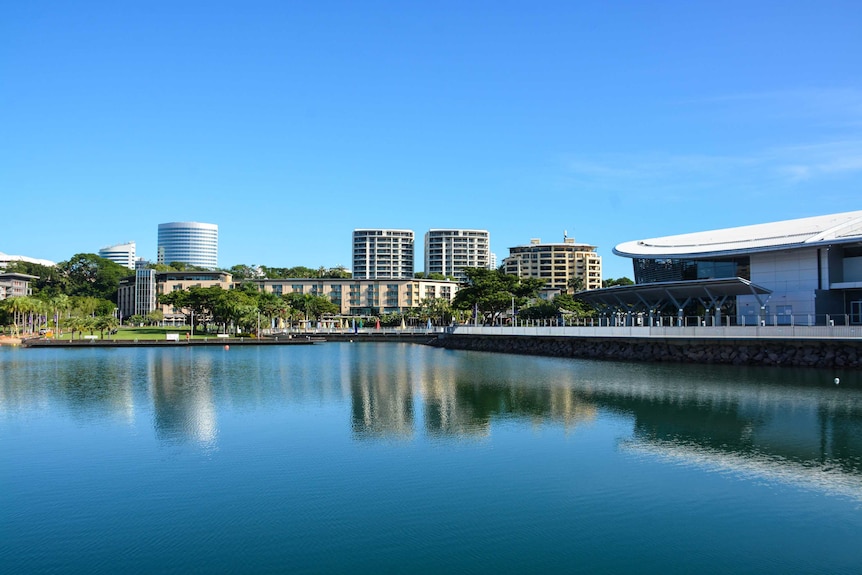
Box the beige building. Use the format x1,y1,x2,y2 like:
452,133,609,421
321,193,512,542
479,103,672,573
118,270,234,321
502,237,602,294
118,271,457,320
252,277,458,316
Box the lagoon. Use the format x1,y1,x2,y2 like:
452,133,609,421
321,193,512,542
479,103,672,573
2,343,862,574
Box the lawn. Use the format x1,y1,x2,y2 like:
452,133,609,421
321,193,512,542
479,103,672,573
51,326,213,341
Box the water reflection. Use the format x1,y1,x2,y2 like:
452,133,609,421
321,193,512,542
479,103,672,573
149,351,217,445
2,344,862,499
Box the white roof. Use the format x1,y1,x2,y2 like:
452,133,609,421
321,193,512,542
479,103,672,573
0,252,57,267
614,210,862,259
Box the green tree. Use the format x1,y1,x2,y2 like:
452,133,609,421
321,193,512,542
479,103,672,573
146,309,164,325
452,268,544,324
603,277,634,287
58,253,130,302
94,315,119,339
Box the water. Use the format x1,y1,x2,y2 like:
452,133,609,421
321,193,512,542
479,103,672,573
2,343,861,574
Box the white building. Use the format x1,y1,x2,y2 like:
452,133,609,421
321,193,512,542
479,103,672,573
596,210,862,326
157,222,218,269
352,229,414,279
99,241,136,269
424,229,490,280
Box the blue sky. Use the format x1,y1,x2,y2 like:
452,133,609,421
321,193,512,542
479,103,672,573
2,1,860,279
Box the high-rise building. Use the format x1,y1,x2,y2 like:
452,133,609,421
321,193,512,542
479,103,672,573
424,229,490,280
157,222,218,269
98,241,136,269
503,236,602,293
352,229,414,279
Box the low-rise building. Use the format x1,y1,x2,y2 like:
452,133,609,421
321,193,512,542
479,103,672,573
249,277,458,316
579,210,862,326
0,272,38,300
117,271,458,322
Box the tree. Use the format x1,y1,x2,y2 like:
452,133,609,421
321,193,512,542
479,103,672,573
452,268,544,325
146,309,164,325
57,253,130,302
603,277,634,288
93,315,119,339
3,261,67,296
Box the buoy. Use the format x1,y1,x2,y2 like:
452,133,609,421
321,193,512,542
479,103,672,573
224,345,230,351
834,377,840,385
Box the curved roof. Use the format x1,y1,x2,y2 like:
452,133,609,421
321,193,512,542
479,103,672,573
614,210,862,259
0,252,57,267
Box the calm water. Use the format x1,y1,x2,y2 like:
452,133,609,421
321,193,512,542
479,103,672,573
2,343,862,574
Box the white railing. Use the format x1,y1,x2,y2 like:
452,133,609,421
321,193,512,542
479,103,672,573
449,324,861,339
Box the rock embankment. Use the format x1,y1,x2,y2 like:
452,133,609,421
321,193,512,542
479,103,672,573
431,335,862,368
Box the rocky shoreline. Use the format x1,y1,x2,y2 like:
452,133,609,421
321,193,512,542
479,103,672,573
431,334,862,368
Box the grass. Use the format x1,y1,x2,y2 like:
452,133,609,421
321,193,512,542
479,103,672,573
50,326,229,341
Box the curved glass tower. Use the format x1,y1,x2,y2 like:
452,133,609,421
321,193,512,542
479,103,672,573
157,222,218,269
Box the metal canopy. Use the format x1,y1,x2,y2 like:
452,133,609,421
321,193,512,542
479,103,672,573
575,277,772,313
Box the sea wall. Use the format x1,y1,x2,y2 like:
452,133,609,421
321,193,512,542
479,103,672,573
431,335,862,368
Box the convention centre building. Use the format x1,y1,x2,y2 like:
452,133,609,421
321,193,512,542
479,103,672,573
580,210,862,326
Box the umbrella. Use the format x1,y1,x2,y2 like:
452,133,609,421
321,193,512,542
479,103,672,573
427,318,432,330
375,320,380,330
400,317,406,330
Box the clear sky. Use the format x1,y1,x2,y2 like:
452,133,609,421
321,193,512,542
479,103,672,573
2,1,860,279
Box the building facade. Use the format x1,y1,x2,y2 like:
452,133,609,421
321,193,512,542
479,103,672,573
601,210,862,325
352,229,414,279
99,241,136,269
157,222,219,269
502,237,603,293
117,271,457,321
252,277,458,316
0,273,37,300
118,270,233,321
424,229,490,280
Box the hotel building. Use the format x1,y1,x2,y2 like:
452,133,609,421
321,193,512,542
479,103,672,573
502,237,603,294
118,271,458,321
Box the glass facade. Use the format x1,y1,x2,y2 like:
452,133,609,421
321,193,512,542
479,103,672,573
634,256,750,284
157,222,218,269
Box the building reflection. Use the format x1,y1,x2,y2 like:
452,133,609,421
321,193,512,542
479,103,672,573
349,348,598,439
349,344,415,438
149,351,217,445
570,365,862,498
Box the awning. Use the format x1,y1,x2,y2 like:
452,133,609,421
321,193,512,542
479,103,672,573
575,277,772,312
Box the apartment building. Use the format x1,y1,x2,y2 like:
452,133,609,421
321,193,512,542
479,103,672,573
424,229,490,280
502,237,602,294
352,229,414,279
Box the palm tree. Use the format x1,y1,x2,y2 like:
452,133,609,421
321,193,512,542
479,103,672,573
94,315,119,339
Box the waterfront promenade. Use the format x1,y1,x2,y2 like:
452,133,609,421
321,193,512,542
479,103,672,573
435,324,862,368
